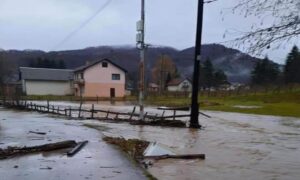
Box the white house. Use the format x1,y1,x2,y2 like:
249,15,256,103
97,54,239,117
19,67,74,96
167,78,192,92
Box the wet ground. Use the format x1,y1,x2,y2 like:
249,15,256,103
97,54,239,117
80,103,300,180
1,102,300,180
0,108,146,180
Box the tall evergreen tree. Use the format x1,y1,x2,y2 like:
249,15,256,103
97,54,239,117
284,46,300,84
214,69,228,87
203,58,214,88
251,57,280,85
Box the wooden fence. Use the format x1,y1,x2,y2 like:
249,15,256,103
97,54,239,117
0,99,191,123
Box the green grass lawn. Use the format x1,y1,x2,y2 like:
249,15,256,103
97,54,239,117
143,91,300,118
13,90,300,118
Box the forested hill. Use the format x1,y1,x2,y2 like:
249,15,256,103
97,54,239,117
2,44,265,83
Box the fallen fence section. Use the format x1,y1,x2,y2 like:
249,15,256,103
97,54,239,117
0,140,77,159
0,99,189,128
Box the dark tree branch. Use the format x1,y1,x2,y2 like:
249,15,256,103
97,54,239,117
226,0,300,54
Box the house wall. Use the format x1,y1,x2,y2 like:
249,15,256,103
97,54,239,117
77,61,126,97
24,80,73,95
167,80,192,92
167,86,178,92
178,80,192,92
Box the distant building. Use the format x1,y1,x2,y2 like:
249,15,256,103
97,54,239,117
167,78,192,92
74,59,127,98
19,67,74,96
148,83,159,92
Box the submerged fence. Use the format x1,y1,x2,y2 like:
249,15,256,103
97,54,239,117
0,99,191,127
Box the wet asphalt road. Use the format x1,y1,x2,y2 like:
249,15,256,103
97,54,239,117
0,108,146,180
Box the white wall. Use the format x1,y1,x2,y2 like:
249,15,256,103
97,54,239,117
25,80,73,95
167,80,192,92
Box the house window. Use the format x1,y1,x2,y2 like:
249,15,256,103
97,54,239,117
102,62,108,68
112,74,121,80
80,73,84,79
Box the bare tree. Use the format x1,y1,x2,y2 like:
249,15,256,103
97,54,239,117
228,0,300,54
0,52,15,97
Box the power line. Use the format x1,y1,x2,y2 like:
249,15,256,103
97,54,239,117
51,0,113,51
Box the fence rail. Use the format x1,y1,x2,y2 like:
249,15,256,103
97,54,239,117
0,99,190,127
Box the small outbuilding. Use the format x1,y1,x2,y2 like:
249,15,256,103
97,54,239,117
167,78,192,92
19,67,74,96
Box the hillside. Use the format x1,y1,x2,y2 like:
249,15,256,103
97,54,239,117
1,44,262,83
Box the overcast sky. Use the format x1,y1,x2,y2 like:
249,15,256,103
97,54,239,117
0,0,298,64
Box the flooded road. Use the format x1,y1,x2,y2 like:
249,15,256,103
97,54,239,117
81,105,300,180
2,101,300,180
0,108,146,180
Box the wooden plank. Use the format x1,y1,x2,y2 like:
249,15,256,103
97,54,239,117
144,154,205,160
160,110,165,120
0,140,77,159
78,101,83,118
129,106,136,120
162,114,191,119
106,111,110,118
29,131,46,135
199,111,211,118
67,141,88,157
157,106,190,111
91,104,94,119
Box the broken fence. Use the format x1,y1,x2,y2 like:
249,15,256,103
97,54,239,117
0,99,192,123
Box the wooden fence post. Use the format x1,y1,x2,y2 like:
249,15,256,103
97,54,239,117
173,110,176,121
91,104,94,119
161,110,165,120
106,111,110,118
69,106,72,117
129,106,136,120
78,101,83,118
47,100,50,112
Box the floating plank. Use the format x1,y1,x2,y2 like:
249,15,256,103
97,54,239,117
28,131,47,135
144,154,205,160
67,141,88,157
0,140,77,159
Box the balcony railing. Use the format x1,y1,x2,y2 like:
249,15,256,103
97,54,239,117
74,78,85,85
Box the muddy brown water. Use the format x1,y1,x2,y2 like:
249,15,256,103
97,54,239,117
3,102,300,180
83,108,300,180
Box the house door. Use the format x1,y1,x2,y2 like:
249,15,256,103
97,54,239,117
110,88,115,98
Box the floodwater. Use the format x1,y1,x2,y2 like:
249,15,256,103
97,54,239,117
82,106,300,180
0,108,147,180
2,102,300,180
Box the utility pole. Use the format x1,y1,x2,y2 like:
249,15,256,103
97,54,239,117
160,54,165,95
136,0,146,120
190,0,204,128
